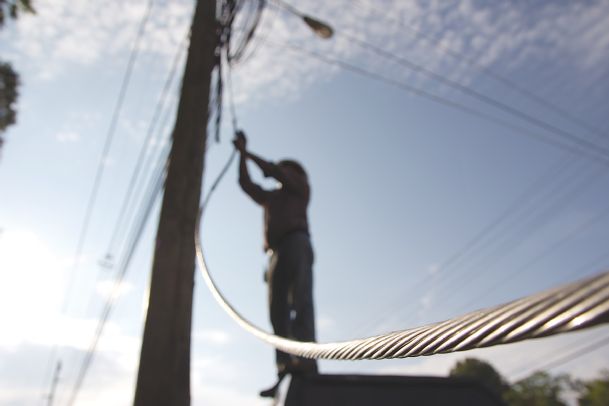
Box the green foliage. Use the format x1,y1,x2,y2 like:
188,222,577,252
574,370,609,406
0,61,19,146
0,0,34,149
449,357,509,398
504,371,570,406
0,0,35,27
449,357,609,406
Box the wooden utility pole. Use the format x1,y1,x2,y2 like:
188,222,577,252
133,0,216,405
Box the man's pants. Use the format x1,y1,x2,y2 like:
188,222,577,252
268,231,318,375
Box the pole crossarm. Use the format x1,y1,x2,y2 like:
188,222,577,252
196,209,609,360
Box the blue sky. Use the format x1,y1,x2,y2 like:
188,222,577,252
1,0,609,404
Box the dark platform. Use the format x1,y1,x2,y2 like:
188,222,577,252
285,374,505,405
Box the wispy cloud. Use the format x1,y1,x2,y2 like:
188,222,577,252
55,130,81,143
226,0,609,105
0,230,68,347
193,328,232,346
2,0,192,80
317,314,337,337
4,0,608,104
96,280,134,301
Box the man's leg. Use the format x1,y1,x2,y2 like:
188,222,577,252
260,250,293,398
268,249,292,374
290,234,318,374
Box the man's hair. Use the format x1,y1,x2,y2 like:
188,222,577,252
279,159,307,178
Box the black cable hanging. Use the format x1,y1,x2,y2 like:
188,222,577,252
211,0,265,143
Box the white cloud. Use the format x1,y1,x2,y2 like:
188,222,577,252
101,156,116,167
3,0,608,104
419,291,434,311
3,0,193,80
96,279,134,301
193,328,232,345
318,314,336,333
0,230,68,347
55,130,81,143
194,384,266,406
0,231,141,405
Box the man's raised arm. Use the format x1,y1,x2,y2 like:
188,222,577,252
234,130,308,197
234,131,270,205
245,152,308,198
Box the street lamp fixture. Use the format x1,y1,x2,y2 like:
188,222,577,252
302,15,333,39
273,0,334,39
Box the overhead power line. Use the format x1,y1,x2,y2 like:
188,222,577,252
267,0,609,338
41,0,155,402
64,30,190,406
196,151,609,360
196,3,609,363
65,0,263,397
62,0,155,306
103,29,189,263
270,0,609,157
66,143,170,406
337,30,609,161
265,2,609,345
351,154,579,337
270,40,609,166
419,164,609,315
350,0,607,140
513,332,609,381
456,189,609,314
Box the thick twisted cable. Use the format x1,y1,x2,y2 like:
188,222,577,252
195,208,609,360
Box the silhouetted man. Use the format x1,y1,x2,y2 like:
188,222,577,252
233,131,318,398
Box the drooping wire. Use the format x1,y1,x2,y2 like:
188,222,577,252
204,0,256,210
61,0,155,307
194,6,609,363
195,152,609,361
103,29,189,266
212,50,224,142
64,2,263,401
350,0,607,140
268,39,609,166
228,0,266,64
512,332,609,381
64,82,179,403
202,67,239,214
225,56,239,133
352,153,577,337
335,29,609,160
273,0,608,150
66,142,170,406
62,20,191,406
253,5,606,342
456,186,609,313
367,159,607,334
40,0,155,402
234,1,276,67
269,0,609,162
412,164,609,307
242,0,608,342
232,14,608,336
211,0,265,143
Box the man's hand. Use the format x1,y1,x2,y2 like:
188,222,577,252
233,130,247,153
